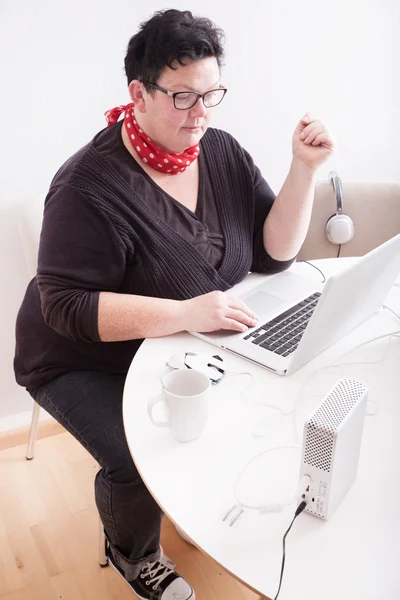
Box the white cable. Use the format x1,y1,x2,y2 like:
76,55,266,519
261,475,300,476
224,329,400,525
227,313,400,413
250,330,400,439
226,331,400,442
251,330,399,410
332,333,400,368
232,445,301,511
223,447,311,526
332,330,400,366
382,305,400,321
226,371,320,416
251,367,345,442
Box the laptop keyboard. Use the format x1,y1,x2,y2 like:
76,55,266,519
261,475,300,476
243,292,321,357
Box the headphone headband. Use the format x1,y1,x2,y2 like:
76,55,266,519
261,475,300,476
325,171,355,246
329,170,344,213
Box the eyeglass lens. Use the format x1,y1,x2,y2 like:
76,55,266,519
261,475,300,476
174,89,225,109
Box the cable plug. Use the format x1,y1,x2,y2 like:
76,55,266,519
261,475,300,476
295,500,307,517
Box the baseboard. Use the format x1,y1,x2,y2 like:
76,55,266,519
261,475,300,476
0,412,65,452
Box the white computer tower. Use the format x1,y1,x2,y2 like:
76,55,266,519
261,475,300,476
300,378,368,520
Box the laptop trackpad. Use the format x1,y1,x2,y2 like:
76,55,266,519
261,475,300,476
244,291,286,315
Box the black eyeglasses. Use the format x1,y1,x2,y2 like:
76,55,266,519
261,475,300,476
143,82,227,110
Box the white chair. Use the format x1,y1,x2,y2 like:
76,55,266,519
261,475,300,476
18,196,107,567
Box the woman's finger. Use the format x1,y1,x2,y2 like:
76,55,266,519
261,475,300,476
300,119,321,138
311,132,333,147
225,308,258,327
221,317,249,333
226,296,258,319
302,124,325,144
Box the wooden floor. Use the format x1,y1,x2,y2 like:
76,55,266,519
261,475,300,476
0,430,262,600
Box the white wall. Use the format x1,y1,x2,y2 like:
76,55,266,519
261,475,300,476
1,0,399,426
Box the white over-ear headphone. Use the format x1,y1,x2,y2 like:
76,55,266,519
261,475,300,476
325,171,354,245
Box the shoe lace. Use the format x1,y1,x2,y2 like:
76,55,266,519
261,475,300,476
141,554,176,589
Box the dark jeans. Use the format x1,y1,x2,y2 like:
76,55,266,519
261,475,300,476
29,370,162,579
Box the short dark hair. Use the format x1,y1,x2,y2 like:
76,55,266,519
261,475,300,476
124,9,225,90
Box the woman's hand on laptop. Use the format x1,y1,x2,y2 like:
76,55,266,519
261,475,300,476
180,291,258,333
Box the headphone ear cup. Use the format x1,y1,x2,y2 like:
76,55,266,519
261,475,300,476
326,213,354,245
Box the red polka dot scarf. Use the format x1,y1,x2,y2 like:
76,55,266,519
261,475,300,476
104,103,200,175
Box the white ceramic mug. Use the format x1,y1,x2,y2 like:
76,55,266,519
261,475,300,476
148,369,211,442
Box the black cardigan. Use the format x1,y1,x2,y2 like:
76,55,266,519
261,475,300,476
14,125,294,389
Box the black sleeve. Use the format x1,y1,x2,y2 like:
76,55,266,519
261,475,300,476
36,184,127,342
242,148,296,274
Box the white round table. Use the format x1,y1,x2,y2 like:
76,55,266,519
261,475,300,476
123,260,400,600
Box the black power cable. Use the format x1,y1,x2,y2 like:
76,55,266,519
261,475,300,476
273,500,307,600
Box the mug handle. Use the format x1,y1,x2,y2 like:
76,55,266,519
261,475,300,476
147,394,170,427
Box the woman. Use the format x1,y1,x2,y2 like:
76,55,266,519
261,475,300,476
14,8,334,600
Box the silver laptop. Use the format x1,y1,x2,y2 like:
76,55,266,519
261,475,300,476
191,233,400,376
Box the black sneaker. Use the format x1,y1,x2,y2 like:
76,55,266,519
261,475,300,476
107,548,195,600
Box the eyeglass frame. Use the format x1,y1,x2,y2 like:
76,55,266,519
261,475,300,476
142,81,228,110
